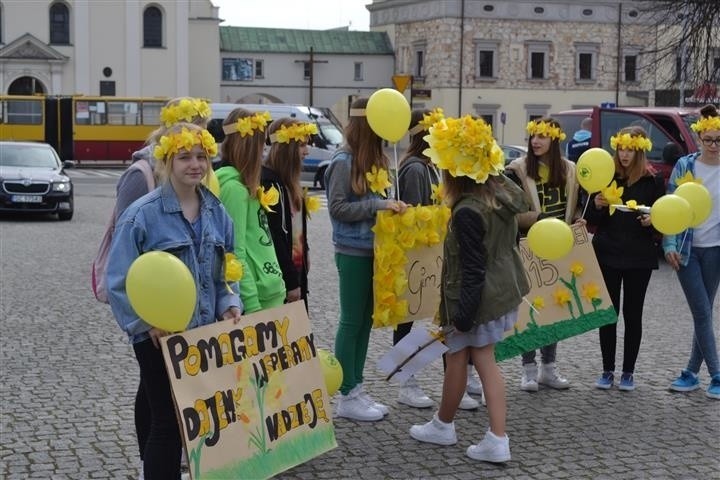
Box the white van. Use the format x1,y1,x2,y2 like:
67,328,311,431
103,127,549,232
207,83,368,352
208,103,344,188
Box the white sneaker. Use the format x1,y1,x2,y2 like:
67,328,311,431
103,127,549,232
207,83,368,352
520,363,539,392
409,413,457,445
538,362,570,389
335,388,384,421
398,377,434,408
355,384,390,416
458,391,479,410
466,429,511,463
467,369,483,395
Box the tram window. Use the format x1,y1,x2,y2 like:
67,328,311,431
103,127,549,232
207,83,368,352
141,102,163,125
107,101,140,125
76,101,107,125
2,100,42,125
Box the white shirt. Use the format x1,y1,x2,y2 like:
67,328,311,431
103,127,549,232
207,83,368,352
692,160,720,247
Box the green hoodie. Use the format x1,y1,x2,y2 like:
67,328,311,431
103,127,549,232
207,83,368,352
216,166,286,313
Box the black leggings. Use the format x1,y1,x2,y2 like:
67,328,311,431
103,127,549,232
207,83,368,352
133,339,182,480
598,265,652,373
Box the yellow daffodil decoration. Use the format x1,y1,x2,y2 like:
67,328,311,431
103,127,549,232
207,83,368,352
602,180,624,215
222,111,272,137
224,252,243,293
372,204,451,328
526,120,567,141
152,127,218,161
303,187,321,218
423,115,505,184
159,98,211,127
610,133,652,151
690,115,720,134
676,171,703,185
257,185,280,212
269,123,318,144
366,165,392,197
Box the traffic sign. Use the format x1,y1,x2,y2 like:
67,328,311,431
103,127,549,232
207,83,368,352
392,75,412,93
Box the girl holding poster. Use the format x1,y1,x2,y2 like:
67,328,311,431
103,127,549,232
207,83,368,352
664,104,720,400
506,118,581,392
325,97,407,422
585,126,664,391
107,123,242,479
261,118,317,310
410,115,529,463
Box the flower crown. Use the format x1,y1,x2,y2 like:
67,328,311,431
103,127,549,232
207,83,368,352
423,115,504,184
269,122,318,144
610,133,652,151
222,111,272,137
690,115,720,134
153,127,218,161
409,108,445,135
159,98,211,127
526,120,566,141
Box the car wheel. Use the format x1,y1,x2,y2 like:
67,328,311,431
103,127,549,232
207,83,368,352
316,166,327,190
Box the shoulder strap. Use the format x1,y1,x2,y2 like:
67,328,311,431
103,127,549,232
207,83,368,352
130,159,155,191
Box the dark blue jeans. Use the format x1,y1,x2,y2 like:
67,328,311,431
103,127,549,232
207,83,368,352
677,246,720,377
133,339,182,480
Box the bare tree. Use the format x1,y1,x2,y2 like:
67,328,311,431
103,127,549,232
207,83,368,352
639,0,719,103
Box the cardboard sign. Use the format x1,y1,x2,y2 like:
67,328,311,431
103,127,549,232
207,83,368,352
402,244,443,322
495,225,617,361
160,301,336,480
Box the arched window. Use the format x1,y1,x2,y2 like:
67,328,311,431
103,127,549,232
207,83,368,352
143,6,162,48
49,2,70,45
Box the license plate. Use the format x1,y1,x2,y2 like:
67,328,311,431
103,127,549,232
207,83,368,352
11,195,43,203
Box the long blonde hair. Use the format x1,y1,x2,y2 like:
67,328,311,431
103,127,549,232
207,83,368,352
221,107,265,197
265,118,304,210
345,97,388,195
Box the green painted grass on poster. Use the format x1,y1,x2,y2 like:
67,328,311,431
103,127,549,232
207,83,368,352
201,425,337,480
495,306,617,362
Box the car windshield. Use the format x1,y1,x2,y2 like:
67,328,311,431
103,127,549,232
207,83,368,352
0,145,59,168
318,122,343,146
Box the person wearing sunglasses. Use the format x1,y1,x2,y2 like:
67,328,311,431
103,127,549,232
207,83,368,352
663,104,720,400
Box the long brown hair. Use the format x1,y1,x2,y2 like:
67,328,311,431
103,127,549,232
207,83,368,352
345,97,388,195
265,118,304,210
443,170,501,210
525,117,567,187
400,109,431,166
612,125,655,185
221,107,265,197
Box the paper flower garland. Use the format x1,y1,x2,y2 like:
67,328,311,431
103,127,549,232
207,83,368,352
690,115,720,133
159,98,211,127
526,120,566,141
269,123,318,144
610,133,652,151
153,127,218,161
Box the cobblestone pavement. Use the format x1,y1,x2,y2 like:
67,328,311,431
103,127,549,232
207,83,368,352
1,178,718,480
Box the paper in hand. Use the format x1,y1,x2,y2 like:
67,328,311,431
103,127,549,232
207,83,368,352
377,326,448,384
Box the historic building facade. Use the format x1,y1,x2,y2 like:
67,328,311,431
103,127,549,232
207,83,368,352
368,0,712,145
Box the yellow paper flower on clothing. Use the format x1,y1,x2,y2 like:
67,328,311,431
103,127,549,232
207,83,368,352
365,165,392,197
676,171,703,186
602,180,624,215
526,120,567,141
690,115,720,133
569,262,584,277
257,185,280,212
552,287,572,306
430,183,446,205
581,282,601,301
224,253,243,282
303,188,320,217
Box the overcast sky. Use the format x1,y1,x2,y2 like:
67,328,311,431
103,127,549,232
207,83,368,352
211,0,371,31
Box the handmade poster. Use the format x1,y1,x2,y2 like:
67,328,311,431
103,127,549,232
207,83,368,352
494,225,617,361
160,301,336,480
372,205,450,328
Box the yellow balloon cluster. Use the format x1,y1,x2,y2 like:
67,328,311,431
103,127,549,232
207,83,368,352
317,349,343,396
372,205,451,328
675,182,712,227
126,251,197,332
650,195,691,235
366,88,411,143
527,218,575,260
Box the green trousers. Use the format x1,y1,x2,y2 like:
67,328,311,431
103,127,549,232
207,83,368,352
334,253,374,395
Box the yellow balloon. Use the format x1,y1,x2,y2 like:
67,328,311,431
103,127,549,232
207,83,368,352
674,182,712,227
317,349,343,396
527,218,575,260
650,194,692,235
202,168,220,197
576,148,615,193
366,88,411,143
126,251,197,332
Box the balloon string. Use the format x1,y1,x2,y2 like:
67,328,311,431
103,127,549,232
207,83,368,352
581,195,591,220
393,142,400,201
678,230,688,254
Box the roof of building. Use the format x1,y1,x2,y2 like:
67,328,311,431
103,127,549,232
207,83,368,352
219,26,394,55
